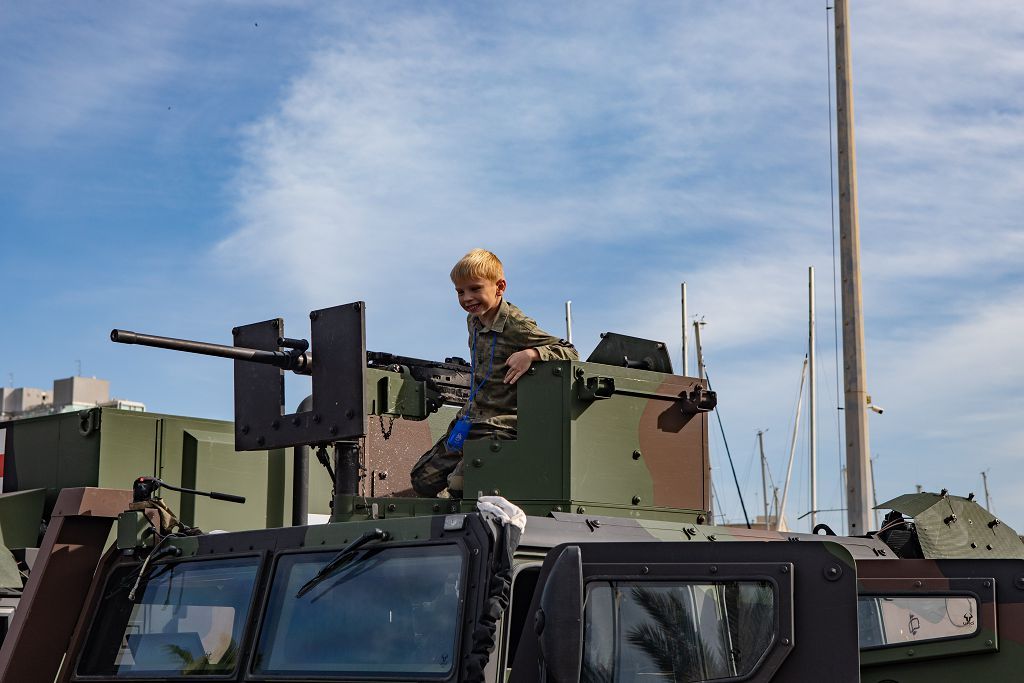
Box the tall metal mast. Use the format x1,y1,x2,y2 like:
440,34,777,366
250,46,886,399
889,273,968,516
834,0,874,535
809,266,818,530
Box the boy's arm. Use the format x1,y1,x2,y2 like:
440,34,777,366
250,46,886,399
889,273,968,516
504,315,578,384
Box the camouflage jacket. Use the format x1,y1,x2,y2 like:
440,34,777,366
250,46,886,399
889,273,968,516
463,298,578,433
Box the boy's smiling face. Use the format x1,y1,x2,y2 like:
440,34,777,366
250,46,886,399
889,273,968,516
454,276,506,324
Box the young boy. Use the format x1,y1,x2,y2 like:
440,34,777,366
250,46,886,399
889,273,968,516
410,249,578,498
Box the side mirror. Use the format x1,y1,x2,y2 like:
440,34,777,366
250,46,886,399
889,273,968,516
535,545,583,683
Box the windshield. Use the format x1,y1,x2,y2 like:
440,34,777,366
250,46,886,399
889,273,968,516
252,543,464,678
77,556,261,678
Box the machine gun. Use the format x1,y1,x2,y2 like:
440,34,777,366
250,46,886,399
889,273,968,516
111,302,472,454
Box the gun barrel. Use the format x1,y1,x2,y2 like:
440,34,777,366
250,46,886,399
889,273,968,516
111,329,311,373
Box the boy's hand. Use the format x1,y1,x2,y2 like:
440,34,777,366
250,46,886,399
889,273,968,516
504,348,540,384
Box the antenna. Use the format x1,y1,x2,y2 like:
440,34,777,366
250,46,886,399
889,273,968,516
76,359,82,377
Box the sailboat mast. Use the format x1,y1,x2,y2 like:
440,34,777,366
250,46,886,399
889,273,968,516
809,266,818,531
834,0,874,535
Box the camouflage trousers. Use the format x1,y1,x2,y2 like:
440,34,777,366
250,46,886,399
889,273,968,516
410,420,514,498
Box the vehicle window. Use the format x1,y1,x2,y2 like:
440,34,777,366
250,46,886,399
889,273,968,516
253,544,464,678
858,595,978,648
582,580,775,683
77,556,260,678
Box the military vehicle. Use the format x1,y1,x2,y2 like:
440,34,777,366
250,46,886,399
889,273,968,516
0,301,1021,683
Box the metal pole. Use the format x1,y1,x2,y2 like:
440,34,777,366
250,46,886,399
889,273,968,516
981,470,992,512
693,320,706,380
291,394,313,526
835,0,874,536
758,430,769,529
809,266,818,531
565,300,573,345
778,355,808,531
681,283,689,376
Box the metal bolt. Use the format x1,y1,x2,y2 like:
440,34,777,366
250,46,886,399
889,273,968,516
632,496,641,505
232,327,239,336
241,424,250,434
291,416,301,426
577,507,586,514
256,436,265,446
984,580,992,588
310,311,318,320
907,649,915,657
987,544,993,550
552,367,562,376
491,489,500,495
914,580,923,588
632,449,642,460
781,638,790,646
986,639,994,647
707,535,716,541
353,302,361,311
329,425,338,436
640,566,649,575
1014,576,1024,590
432,504,440,512
780,565,789,574
271,420,279,430
490,441,502,452
387,504,396,512
346,409,356,419
552,506,562,512
971,542,978,549
472,458,483,468
709,565,718,574
313,414,321,423
575,367,585,378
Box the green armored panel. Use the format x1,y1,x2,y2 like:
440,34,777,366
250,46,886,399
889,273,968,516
463,361,709,517
4,411,102,510
0,489,46,549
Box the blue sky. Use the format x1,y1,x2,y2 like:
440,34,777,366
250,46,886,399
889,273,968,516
2,2,1022,532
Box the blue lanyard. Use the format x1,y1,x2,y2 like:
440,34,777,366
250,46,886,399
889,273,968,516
466,327,497,413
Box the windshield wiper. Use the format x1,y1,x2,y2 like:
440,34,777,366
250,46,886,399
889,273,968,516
295,528,390,598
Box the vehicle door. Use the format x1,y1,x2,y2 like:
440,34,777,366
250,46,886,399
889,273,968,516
510,539,861,683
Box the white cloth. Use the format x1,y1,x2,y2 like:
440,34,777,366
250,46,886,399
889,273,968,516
476,496,527,532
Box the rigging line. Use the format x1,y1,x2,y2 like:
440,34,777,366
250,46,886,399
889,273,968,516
704,369,751,528
824,1,846,522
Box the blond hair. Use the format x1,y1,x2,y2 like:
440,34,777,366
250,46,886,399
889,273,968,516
450,248,504,283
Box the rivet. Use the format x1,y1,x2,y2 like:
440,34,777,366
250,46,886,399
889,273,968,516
575,367,585,378
353,302,361,311
388,504,396,512
231,327,239,336
987,544,993,550
472,458,483,468
984,580,992,588
310,311,318,320
632,450,642,460
528,368,536,375
577,507,586,514
256,436,265,446
490,441,502,452
986,639,994,647
914,580,923,588
710,565,718,574
552,506,562,512
432,504,440,512
552,367,562,376
907,649,915,657
346,409,356,419
241,424,250,434
271,420,279,430
780,565,789,574
313,414,321,423
640,566,649,575
707,534,716,541
291,416,301,426
781,638,790,646
491,489,500,495
330,425,338,436
632,496,641,505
